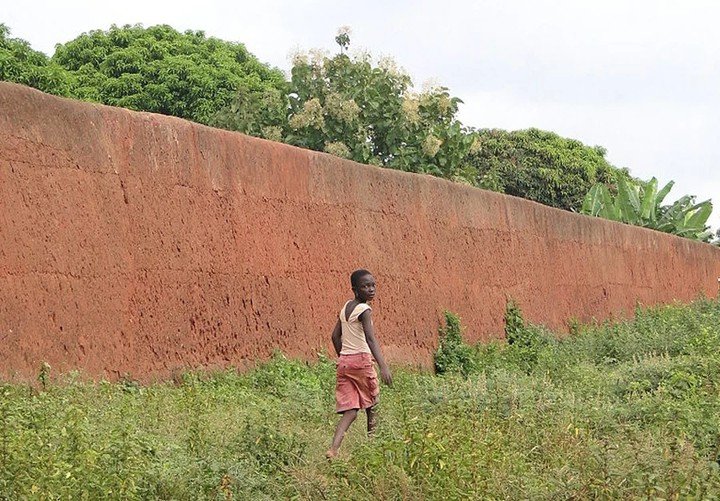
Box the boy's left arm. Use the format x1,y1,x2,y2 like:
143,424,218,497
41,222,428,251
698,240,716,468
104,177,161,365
360,310,393,386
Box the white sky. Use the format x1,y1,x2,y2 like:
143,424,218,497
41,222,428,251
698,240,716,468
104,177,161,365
4,0,719,231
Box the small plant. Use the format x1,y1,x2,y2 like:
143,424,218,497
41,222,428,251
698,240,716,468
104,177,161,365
433,311,475,377
239,418,306,474
567,317,582,337
504,299,526,345
37,361,51,390
504,299,550,372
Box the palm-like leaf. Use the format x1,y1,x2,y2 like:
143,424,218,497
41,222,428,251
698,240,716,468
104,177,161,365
581,184,605,216
581,179,713,242
656,180,675,206
640,177,658,221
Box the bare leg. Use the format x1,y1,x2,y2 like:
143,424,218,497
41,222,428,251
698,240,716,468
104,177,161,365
326,409,358,458
366,406,377,436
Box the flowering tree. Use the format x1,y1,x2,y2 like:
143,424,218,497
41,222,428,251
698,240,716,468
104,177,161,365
213,28,477,182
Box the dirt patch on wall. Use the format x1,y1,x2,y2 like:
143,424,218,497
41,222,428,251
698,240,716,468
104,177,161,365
1,83,719,381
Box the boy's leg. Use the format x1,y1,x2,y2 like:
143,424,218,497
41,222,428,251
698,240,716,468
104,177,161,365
366,406,377,436
326,409,358,457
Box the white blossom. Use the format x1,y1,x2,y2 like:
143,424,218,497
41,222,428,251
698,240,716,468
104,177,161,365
422,134,442,158
324,141,351,159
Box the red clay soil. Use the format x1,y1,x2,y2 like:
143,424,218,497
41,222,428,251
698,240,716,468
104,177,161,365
1,82,719,381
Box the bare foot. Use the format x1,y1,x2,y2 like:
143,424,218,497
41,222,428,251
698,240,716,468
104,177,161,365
325,448,338,459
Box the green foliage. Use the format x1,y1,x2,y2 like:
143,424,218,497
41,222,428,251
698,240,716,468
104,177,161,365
503,299,525,344
504,299,552,372
470,128,628,210
210,82,288,141
0,24,73,95
0,381,157,499
433,311,475,376
51,24,286,125
3,299,720,498
581,177,714,241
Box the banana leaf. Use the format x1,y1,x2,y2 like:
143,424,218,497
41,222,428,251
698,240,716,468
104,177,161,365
616,177,641,223
683,199,712,231
599,184,621,221
581,184,605,216
655,180,675,206
580,177,713,243
640,177,658,221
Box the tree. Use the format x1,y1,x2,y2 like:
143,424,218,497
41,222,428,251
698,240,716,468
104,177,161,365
581,177,714,242
211,81,288,142
0,24,72,95
213,28,477,182
51,24,286,125
469,128,628,211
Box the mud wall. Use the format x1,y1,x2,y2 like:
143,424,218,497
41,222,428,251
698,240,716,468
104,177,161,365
1,82,719,380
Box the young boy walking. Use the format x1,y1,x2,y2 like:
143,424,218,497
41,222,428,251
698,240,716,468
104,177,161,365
326,269,392,458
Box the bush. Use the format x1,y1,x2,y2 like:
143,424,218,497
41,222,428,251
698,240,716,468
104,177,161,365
504,299,551,372
433,311,475,377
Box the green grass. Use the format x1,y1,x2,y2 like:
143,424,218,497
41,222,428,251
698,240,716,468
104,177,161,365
2,298,720,499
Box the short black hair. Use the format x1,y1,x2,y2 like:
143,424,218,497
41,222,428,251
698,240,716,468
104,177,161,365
350,269,372,288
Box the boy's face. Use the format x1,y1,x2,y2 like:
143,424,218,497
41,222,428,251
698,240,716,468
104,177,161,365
354,274,376,302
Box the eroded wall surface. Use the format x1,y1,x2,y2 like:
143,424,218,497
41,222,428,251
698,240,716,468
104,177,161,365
2,83,719,380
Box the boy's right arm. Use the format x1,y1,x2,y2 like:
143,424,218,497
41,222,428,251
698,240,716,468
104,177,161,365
331,319,342,356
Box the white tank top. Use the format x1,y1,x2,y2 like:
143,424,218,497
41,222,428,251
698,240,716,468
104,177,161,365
339,301,372,355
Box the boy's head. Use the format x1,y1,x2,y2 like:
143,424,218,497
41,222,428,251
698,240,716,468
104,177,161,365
350,269,376,302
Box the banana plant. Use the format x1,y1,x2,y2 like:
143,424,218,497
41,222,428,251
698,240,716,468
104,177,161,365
581,177,713,242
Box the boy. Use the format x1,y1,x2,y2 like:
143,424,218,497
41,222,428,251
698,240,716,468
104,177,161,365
326,269,392,458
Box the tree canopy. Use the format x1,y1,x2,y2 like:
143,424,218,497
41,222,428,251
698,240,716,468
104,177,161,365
0,24,72,95
469,128,628,211
213,29,476,181
51,24,286,125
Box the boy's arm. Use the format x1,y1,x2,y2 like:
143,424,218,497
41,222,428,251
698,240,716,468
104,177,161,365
360,310,393,386
331,319,342,357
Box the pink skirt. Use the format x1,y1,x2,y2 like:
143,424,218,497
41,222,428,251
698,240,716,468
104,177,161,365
335,353,379,413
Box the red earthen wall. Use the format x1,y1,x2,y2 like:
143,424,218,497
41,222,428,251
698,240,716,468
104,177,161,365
1,83,719,381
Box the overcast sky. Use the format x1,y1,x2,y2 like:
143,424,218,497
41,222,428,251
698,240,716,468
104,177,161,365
5,0,719,230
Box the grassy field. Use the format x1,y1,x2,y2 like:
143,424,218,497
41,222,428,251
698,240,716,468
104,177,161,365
2,298,720,500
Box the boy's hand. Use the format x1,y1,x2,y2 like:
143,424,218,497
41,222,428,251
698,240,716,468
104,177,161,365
380,366,393,387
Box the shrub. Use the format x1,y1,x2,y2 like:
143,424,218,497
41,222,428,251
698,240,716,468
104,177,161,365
433,311,475,377
504,299,551,372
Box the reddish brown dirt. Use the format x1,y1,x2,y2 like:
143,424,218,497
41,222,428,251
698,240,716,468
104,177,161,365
1,82,719,381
